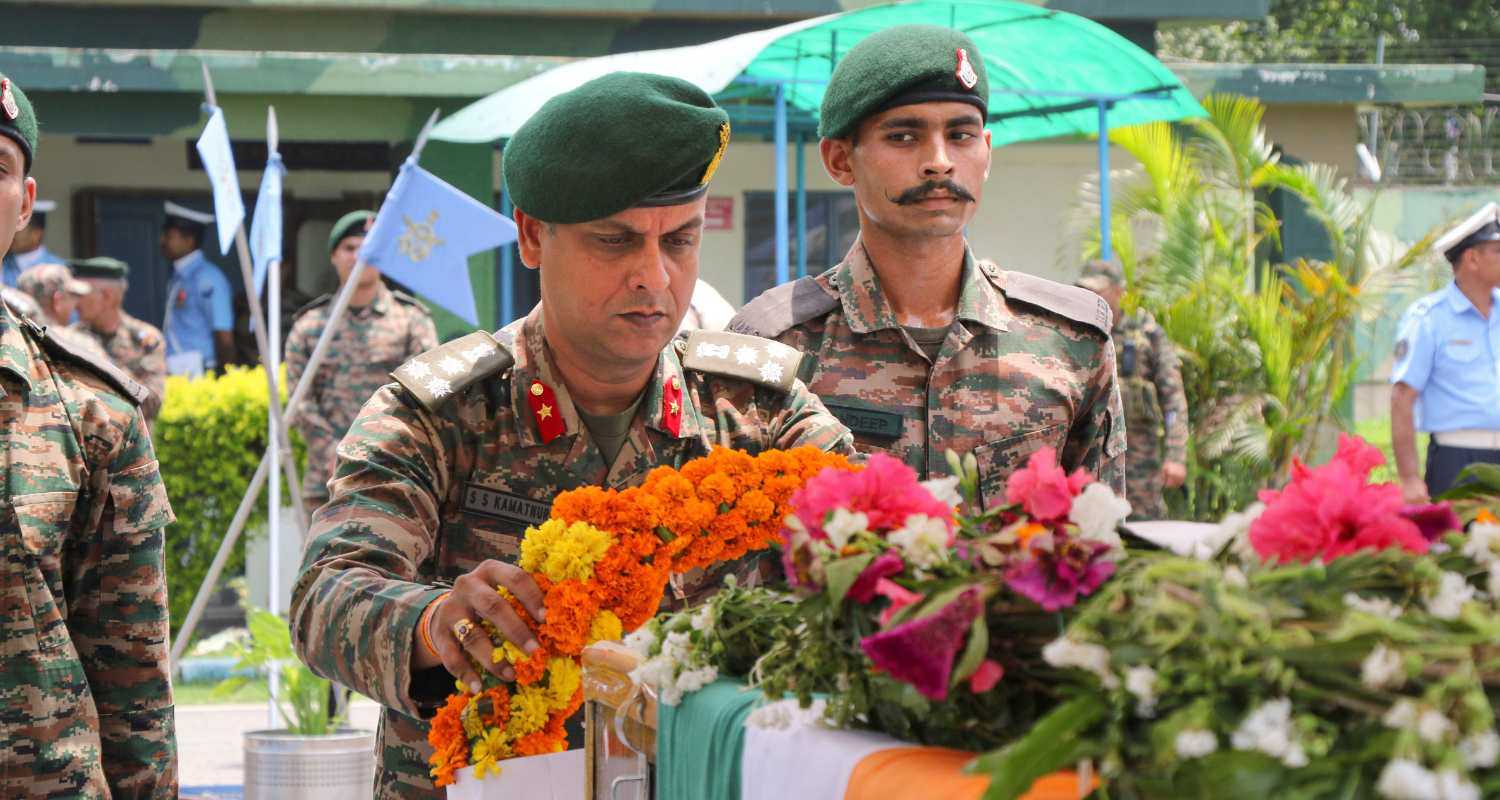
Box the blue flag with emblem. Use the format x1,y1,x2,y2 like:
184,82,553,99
358,158,516,326
248,151,285,297
194,105,245,256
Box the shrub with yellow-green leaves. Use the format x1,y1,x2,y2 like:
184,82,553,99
154,367,304,641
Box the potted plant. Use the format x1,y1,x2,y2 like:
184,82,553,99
216,607,376,799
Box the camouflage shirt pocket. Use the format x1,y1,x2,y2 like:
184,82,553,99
10,491,78,653
107,460,175,533
973,423,1068,508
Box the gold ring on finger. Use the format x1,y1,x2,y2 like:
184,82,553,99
451,617,475,643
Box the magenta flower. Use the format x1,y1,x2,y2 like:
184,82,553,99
968,659,1004,694
1399,503,1461,542
860,586,984,701
874,579,923,627
847,552,906,603
787,454,954,542
1003,537,1115,611
1004,448,1091,520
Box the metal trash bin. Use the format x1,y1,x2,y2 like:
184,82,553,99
244,728,376,800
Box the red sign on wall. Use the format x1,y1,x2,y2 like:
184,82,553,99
705,196,734,231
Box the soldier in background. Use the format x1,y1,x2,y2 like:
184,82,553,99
731,25,1124,503
17,262,96,352
71,256,168,424
160,201,234,375
0,72,177,797
289,72,854,800
2,197,60,286
283,210,439,517
1076,259,1189,519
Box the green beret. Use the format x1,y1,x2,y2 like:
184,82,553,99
328,210,375,252
71,256,130,281
0,73,38,172
819,25,989,140
503,72,731,224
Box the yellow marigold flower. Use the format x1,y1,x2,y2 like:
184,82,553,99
545,656,583,708
519,519,613,583
471,729,508,779
509,684,554,736
461,695,486,740
588,610,623,645
492,639,528,665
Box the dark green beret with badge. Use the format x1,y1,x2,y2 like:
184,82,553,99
328,210,375,253
818,24,989,140
502,71,731,224
71,256,130,281
0,73,38,172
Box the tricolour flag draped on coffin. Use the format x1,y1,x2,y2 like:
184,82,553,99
248,151,285,297
358,158,518,326
194,105,245,256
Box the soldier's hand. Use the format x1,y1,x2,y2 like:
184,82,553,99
1400,477,1431,506
424,561,547,692
1161,462,1187,489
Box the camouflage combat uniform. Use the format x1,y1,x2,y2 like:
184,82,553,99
731,239,1126,506
288,307,854,800
284,284,438,516
0,301,177,797
1113,309,1189,520
72,312,167,424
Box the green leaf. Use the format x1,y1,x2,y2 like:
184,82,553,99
950,615,989,687
969,695,1107,800
825,553,875,608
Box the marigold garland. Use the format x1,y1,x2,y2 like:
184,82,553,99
427,446,854,786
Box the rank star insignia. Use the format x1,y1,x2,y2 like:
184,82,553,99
425,377,452,398
401,360,432,380
538,403,553,420
669,400,680,415
734,345,760,365
398,210,444,263
436,356,466,377
0,80,16,121
955,47,979,90
758,361,784,383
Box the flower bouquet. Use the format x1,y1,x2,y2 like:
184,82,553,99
627,446,1132,751
425,446,852,793
977,435,1500,800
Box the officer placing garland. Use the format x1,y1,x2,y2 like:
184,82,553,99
289,72,854,800
0,73,177,797
730,24,1126,504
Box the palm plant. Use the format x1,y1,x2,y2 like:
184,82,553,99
1068,94,1440,520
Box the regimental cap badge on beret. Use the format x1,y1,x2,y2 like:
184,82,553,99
955,48,979,90
1,80,17,121
701,121,730,186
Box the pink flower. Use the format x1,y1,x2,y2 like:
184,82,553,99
1399,503,1461,542
1004,448,1091,520
847,552,906,604
860,586,984,701
1003,536,1115,611
1250,435,1428,564
874,579,923,627
787,454,954,541
968,659,1004,694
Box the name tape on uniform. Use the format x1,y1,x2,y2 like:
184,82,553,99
462,484,551,527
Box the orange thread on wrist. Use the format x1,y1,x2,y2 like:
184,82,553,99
418,591,452,659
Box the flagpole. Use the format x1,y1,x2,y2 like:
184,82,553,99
172,108,443,670
264,105,283,729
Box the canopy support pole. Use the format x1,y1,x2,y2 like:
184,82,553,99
1097,100,1112,262
795,131,807,280
773,82,790,287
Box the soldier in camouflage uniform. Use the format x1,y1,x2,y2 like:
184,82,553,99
0,74,177,797
17,261,96,346
289,73,854,800
1076,259,1188,520
284,210,439,517
730,26,1125,505
71,256,168,424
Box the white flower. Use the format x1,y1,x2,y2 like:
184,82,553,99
1042,637,1119,689
690,605,715,633
1435,770,1481,800
1221,502,1266,562
823,509,869,551
1231,698,1306,767
1223,566,1249,588
920,475,963,508
1489,562,1500,599
1426,571,1476,621
1345,592,1403,620
1460,731,1500,769
1068,483,1130,549
1361,644,1405,690
1461,522,1500,566
1418,709,1456,744
1173,729,1218,760
1384,699,1419,730
745,698,828,731
1124,665,1159,718
1376,759,1439,800
623,625,658,660
888,514,950,568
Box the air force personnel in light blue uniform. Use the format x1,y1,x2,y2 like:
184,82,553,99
160,201,234,375
1391,202,1500,503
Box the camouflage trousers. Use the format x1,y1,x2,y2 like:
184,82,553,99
1124,430,1165,521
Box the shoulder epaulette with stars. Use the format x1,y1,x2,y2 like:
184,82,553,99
678,329,804,393
391,331,512,412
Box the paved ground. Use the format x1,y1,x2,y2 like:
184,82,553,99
177,700,383,796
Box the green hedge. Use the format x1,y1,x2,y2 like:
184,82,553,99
154,367,304,642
